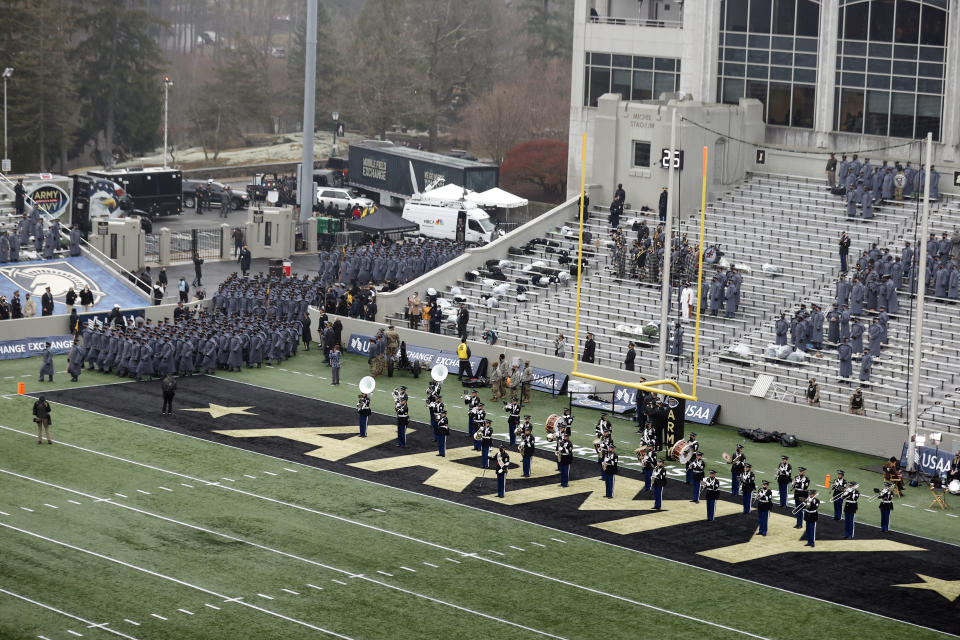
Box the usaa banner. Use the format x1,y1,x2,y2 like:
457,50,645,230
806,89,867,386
663,396,687,448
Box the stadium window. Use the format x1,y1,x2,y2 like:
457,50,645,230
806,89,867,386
723,78,745,104
726,0,749,31
791,85,815,128
633,141,652,168
795,0,819,36
920,4,946,45
768,83,792,125
888,92,914,138
749,0,772,32
837,89,864,133
915,94,941,139
870,0,895,41
843,4,867,39
612,69,631,100
894,0,920,43
747,80,769,116
654,72,677,97
589,67,610,106
773,0,796,35
632,71,653,100
865,90,890,136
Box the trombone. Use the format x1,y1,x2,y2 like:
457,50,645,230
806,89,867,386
830,482,859,503
791,495,816,515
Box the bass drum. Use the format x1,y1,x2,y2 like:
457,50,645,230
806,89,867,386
948,479,960,495
544,414,562,434
670,439,694,464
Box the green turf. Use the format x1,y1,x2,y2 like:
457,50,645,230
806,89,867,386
0,350,956,639
3,350,955,545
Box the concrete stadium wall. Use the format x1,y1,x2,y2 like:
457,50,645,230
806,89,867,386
0,299,212,341
307,311,946,458
373,192,597,320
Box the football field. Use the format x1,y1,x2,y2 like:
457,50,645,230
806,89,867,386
0,350,957,640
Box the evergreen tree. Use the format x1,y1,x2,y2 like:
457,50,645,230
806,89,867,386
73,0,165,165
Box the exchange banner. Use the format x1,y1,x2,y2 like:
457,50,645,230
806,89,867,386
0,335,73,360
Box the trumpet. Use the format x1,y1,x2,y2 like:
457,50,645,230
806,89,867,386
392,388,401,402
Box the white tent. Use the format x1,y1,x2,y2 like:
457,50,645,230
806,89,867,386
419,183,474,202
466,187,528,209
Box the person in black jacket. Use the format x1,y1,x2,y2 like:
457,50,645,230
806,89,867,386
41,287,55,316
624,342,635,371
238,245,252,276
192,253,204,287
33,395,52,444
582,332,596,363
65,287,77,314
79,286,94,311
161,373,177,415
300,312,312,351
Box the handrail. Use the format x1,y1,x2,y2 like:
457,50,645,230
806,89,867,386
588,15,683,29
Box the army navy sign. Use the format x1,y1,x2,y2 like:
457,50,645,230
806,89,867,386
29,183,70,217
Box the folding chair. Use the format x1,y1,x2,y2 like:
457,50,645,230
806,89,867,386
888,472,903,498
929,482,948,510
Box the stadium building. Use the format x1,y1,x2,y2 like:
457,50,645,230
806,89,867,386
569,0,959,202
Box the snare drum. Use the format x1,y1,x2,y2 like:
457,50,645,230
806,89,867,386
670,439,695,464
949,479,960,495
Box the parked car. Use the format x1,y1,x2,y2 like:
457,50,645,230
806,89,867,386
316,187,375,213
183,179,250,210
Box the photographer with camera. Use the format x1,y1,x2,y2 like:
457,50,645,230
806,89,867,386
33,395,53,445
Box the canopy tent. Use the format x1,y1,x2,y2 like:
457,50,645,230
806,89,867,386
466,187,528,209
344,208,418,234
419,183,474,202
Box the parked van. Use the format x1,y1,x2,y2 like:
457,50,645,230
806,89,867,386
401,201,500,244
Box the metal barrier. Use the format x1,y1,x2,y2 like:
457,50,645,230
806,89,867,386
169,227,222,261
145,233,160,261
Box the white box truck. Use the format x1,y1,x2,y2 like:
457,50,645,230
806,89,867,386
401,200,500,244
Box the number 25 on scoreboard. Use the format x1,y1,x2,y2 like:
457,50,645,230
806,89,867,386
661,149,684,170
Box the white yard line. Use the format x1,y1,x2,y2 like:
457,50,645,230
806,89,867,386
122,619,140,626
486,550,505,556
68,500,83,504
150,614,167,621
377,571,393,577
306,584,324,591
331,579,347,586
177,609,194,615
0,522,355,640
263,471,278,476
136,490,151,495
0,418,953,639
43,504,58,509
281,589,299,595
0,587,140,640
399,566,416,573
157,487,173,492
509,546,525,551
422,562,438,568
204,604,220,611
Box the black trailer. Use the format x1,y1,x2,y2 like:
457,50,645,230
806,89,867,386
87,167,183,218
347,140,498,207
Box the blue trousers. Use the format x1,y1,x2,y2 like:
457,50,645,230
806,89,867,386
844,512,856,538
805,519,817,546
358,415,368,437
742,492,751,514
480,443,490,468
653,485,663,509
706,498,716,521
796,506,805,528
833,497,842,520
508,422,517,446
840,253,848,272
496,473,506,498
778,481,788,507
880,508,891,532
522,456,531,477
437,434,446,457
685,468,692,484
603,471,614,498
397,421,406,447
643,468,652,491
731,473,740,496
559,463,570,487
757,509,769,535
430,417,438,441
691,482,700,503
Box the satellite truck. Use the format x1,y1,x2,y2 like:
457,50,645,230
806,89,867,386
347,139,499,208
401,163,500,245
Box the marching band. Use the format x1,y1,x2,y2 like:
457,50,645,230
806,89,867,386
353,378,897,543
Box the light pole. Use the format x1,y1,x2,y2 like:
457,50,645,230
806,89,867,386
2,67,13,172
331,111,340,156
162,75,174,167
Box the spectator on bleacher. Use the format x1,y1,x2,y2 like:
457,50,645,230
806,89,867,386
849,388,865,416
774,313,788,346
836,273,850,308
806,378,820,407
848,276,863,315
614,183,625,204
810,304,823,350
624,342,635,372
878,307,890,345
825,153,837,189
42,227,54,259
838,232,850,273
859,348,873,384
850,317,864,353
456,304,469,340
23,292,35,318
658,188,668,222
554,334,566,359
866,317,881,358
881,168,894,201
708,275,722,317
838,338,853,379
0,230,9,263
609,199,622,229
582,332,596,364
845,186,857,218
724,278,737,318
861,187,874,220
669,322,683,359
839,305,850,341
580,193,590,223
